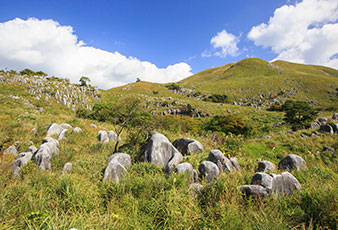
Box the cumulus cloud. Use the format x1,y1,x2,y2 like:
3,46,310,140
248,0,338,69
0,18,192,89
202,29,239,58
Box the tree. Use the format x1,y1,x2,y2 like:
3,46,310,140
136,77,141,82
79,76,91,86
282,100,318,130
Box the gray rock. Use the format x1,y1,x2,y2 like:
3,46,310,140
108,131,119,142
175,162,193,175
107,153,131,168
98,130,109,143
61,123,72,129
46,123,64,137
318,117,328,124
144,132,183,172
251,172,273,190
319,124,334,134
257,160,276,172
58,129,68,141
207,149,236,173
309,122,320,129
90,124,97,128
198,161,220,183
13,151,33,176
278,154,307,171
33,148,51,170
72,127,82,133
27,145,37,153
62,162,72,174
230,157,241,171
103,162,127,183
42,137,59,155
332,124,338,133
239,185,270,199
189,183,204,197
172,138,203,156
332,113,338,121
4,145,18,155
323,146,335,154
272,172,301,196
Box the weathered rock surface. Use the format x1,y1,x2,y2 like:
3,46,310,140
278,154,307,171
90,124,97,128
239,185,270,199
319,124,334,134
175,162,193,175
198,161,220,182
61,123,72,129
27,145,37,153
172,138,203,155
58,129,68,141
73,127,82,133
33,137,59,170
13,151,33,176
251,172,273,190
207,149,239,173
4,145,18,155
107,153,131,168
271,172,301,196
46,123,64,137
323,146,335,154
62,162,72,174
257,160,276,172
103,153,131,183
98,131,109,143
332,113,338,121
189,183,204,197
108,131,119,142
144,132,183,172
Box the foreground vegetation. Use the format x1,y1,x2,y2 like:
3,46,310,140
0,61,337,229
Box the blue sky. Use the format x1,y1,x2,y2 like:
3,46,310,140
0,0,337,88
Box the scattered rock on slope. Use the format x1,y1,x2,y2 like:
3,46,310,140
144,132,183,173
46,123,64,137
257,160,276,172
172,138,203,155
103,153,131,183
98,130,109,143
278,154,307,171
13,151,33,176
207,149,239,173
4,145,18,155
62,162,72,174
198,161,220,182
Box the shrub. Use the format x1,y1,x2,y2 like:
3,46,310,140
203,115,252,136
282,100,318,130
20,69,35,76
166,83,181,91
204,94,229,103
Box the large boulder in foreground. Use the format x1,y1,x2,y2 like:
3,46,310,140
144,132,183,172
278,154,307,171
173,138,203,155
103,153,131,183
207,149,239,173
198,161,220,183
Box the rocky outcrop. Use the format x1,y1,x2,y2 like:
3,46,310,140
58,129,68,141
319,124,334,134
144,132,183,172
172,138,203,155
33,137,59,170
13,151,33,176
278,154,307,171
4,145,18,155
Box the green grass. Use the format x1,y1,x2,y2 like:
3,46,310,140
0,61,337,229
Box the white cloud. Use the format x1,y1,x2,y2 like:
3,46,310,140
202,29,240,58
248,0,338,69
0,18,192,89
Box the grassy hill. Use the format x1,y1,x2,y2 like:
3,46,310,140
0,62,337,229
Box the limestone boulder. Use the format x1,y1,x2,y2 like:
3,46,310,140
198,161,220,183
278,154,307,171
13,151,33,176
4,145,18,155
46,123,64,137
62,162,72,174
271,172,301,196
144,132,183,172
173,138,203,155
98,131,109,143
257,160,276,172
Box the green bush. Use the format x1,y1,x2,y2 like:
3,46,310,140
204,94,229,103
166,83,181,91
203,115,253,136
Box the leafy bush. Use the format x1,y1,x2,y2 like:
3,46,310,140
204,94,229,103
282,100,318,130
166,83,181,91
203,115,252,136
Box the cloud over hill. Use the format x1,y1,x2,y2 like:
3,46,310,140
0,18,192,89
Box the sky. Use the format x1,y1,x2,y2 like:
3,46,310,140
0,0,337,89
